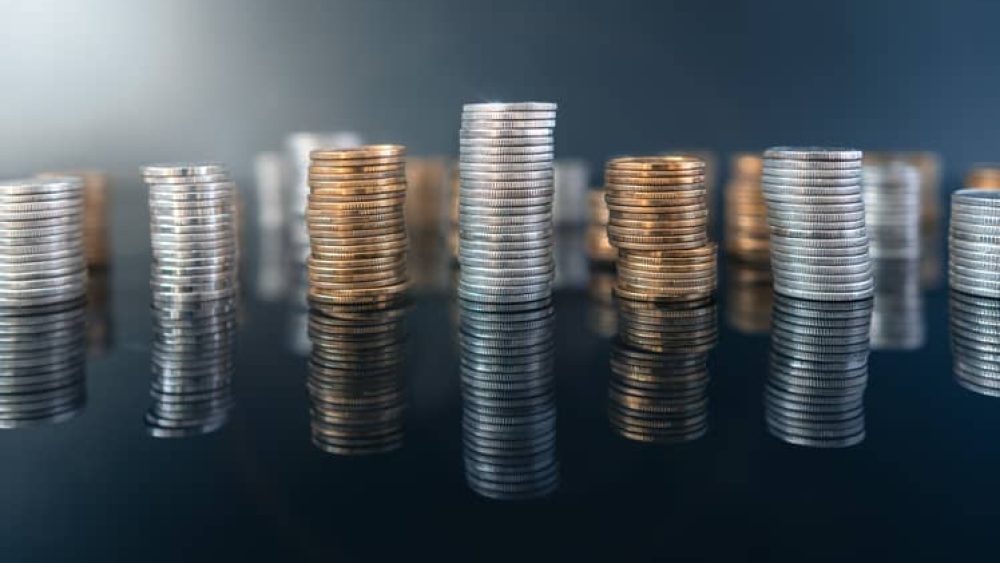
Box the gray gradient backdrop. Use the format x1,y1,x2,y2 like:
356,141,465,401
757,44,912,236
1,0,997,184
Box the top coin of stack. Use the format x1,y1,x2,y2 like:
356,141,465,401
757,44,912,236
949,189,1000,298
306,145,409,311
586,188,615,262
604,155,716,302
965,164,1000,190
142,163,238,305
458,102,557,308
762,147,873,301
724,153,768,261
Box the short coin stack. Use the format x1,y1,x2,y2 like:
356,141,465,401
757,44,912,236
459,300,559,500
143,163,239,305
307,300,407,455
609,297,716,444
605,156,716,301
586,188,616,263
762,147,873,301
965,164,1000,190
862,162,921,259
458,102,557,308
306,145,409,311
949,190,1000,298
0,177,86,307
765,296,872,448
949,291,1000,397
0,300,87,428
724,153,769,261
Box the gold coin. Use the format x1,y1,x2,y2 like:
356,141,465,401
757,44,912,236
607,155,705,172
310,144,406,161
308,170,404,182
307,197,406,210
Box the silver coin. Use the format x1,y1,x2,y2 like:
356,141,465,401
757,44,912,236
764,147,862,161
142,162,229,177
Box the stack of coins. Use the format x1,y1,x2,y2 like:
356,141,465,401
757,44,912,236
965,164,1000,190
405,157,449,232
458,102,557,308
863,162,921,259
0,300,87,428
725,258,773,334
307,301,407,455
762,147,873,301
609,297,716,443
604,156,716,301
459,300,558,500
143,163,239,305
724,153,769,261
147,296,237,437
871,259,924,351
950,291,1000,397
765,296,872,448
949,190,1000,297
0,177,86,307
306,145,409,311
586,188,615,262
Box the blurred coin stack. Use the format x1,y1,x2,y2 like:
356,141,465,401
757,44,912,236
965,164,1000,190
147,296,237,437
609,297,717,443
604,156,716,301
949,190,1000,297
863,162,921,259
871,258,924,350
949,291,1000,397
458,102,557,308
306,145,409,311
459,300,558,500
307,301,408,455
587,266,617,337
762,147,873,301
765,296,872,448
724,153,769,261
553,159,590,227
586,188,616,263
0,300,87,428
0,177,86,307
725,258,773,334
406,158,451,292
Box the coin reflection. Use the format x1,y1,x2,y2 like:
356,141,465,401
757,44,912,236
765,296,872,448
949,291,1000,397
609,297,717,444
725,258,773,334
459,299,558,500
307,299,408,456
872,259,925,351
587,265,617,337
147,297,237,438
0,300,87,429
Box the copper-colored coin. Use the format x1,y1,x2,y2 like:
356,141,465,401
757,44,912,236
307,196,406,210
310,144,406,162
607,155,705,172
308,170,404,182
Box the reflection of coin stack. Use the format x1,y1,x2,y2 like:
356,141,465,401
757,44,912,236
307,301,408,455
459,300,558,500
306,145,409,311
605,156,716,301
85,266,113,356
871,259,924,350
609,297,717,443
147,297,237,437
587,266,617,337
950,291,1000,397
586,189,615,263
725,258,773,334
447,167,460,263
949,190,1000,298
965,164,1000,190
765,296,872,448
724,153,768,261
0,300,87,428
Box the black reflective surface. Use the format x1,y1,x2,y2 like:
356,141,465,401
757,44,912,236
3,182,1000,562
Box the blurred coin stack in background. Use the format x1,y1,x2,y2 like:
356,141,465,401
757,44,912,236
307,300,408,455
0,300,87,428
609,297,717,443
762,147,873,301
949,190,1000,298
605,156,716,302
586,266,617,337
458,102,557,308
871,259,924,350
0,177,86,307
765,296,872,448
725,258,773,334
252,151,287,302
949,291,1000,397
965,164,1000,190
405,157,450,291
459,300,558,499
554,159,590,227
586,188,616,263
306,145,409,311
724,153,769,262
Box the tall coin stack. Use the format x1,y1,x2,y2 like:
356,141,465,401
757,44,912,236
609,297,716,443
863,162,921,260
0,177,86,307
724,153,768,261
950,189,1000,297
604,156,716,301
306,145,409,311
762,147,873,301
950,291,1000,397
459,299,558,499
458,102,557,308
765,296,872,448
